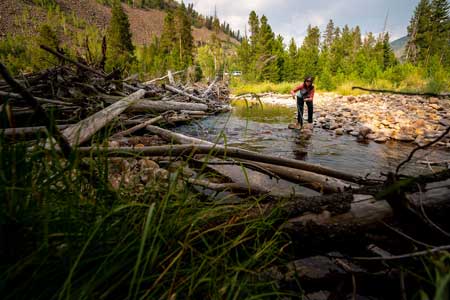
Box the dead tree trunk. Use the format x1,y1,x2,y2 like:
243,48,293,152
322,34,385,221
62,89,146,146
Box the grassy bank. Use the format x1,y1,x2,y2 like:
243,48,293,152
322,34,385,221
230,73,450,96
0,136,293,299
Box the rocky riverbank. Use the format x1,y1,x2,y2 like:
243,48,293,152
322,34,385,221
250,93,450,148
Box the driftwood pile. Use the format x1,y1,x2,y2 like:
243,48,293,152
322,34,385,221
1,47,450,299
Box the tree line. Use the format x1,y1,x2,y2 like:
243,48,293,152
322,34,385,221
236,0,449,92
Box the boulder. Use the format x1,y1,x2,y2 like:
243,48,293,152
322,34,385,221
414,119,426,127
392,134,415,142
374,136,388,143
430,104,443,111
439,118,450,127
335,128,344,135
358,126,372,138
429,97,439,104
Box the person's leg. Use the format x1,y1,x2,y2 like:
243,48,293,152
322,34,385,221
297,96,305,127
306,101,313,124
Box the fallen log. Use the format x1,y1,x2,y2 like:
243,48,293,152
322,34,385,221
128,100,208,113
146,125,211,145
241,160,353,194
164,84,208,103
111,115,164,139
352,86,450,98
0,63,73,157
202,76,219,99
1,125,70,137
143,70,184,85
0,91,75,106
75,144,366,184
186,178,267,195
283,178,450,239
62,89,146,146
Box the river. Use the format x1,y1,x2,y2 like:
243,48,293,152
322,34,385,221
175,99,449,178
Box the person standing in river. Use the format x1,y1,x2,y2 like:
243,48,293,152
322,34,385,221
290,76,315,129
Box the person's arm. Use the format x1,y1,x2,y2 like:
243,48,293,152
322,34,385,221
290,84,304,97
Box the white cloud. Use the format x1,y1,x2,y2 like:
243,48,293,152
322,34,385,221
180,0,419,44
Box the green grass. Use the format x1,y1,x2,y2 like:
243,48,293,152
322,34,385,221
231,81,298,95
0,133,295,299
231,100,296,124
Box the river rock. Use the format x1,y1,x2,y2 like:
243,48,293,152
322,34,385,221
414,119,426,128
374,136,388,143
392,133,415,142
429,97,439,104
335,128,344,135
350,131,359,137
358,126,372,138
366,133,377,140
439,118,450,126
329,122,339,130
430,104,443,111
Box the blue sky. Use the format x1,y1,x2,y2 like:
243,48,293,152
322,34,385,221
181,0,421,44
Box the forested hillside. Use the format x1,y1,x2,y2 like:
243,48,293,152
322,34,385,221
0,0,238,79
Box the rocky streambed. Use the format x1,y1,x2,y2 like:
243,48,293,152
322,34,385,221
312,93,450,147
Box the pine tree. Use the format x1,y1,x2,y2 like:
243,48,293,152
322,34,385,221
323,19,335,50
248,11,260,53
406,0,432,63
382,33,397,70
273,34,286,82
175,2,194,68
286,38,299,81
255,15,277,81
430,0,450,65
160,11,179,69
298,25,320,78
106,0,134,70
237,36,253,80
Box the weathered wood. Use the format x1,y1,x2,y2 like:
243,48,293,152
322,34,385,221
143,70,184,85
0,63,73,157
202,76,219,99
76,144,366,184
352,86,450,98
62,89,146,146
112,115,164,139
167,70,175,85
284,179,450,235
1,125,70,137
128,100,208,113
0,91,74,106
186,178,266,194
241,160,353,194
206,163,321,198
146,125,212,145
164,84,208,103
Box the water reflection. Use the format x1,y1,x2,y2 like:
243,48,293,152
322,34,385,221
174,101,449,177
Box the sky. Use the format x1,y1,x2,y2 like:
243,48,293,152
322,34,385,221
181,0,421,44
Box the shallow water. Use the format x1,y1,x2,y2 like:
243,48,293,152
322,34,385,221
175,103,449,178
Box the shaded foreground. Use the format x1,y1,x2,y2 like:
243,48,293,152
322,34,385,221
1,57,450,299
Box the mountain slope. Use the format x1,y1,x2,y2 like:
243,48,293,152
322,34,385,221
0,0,238,46
390,36,409,59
